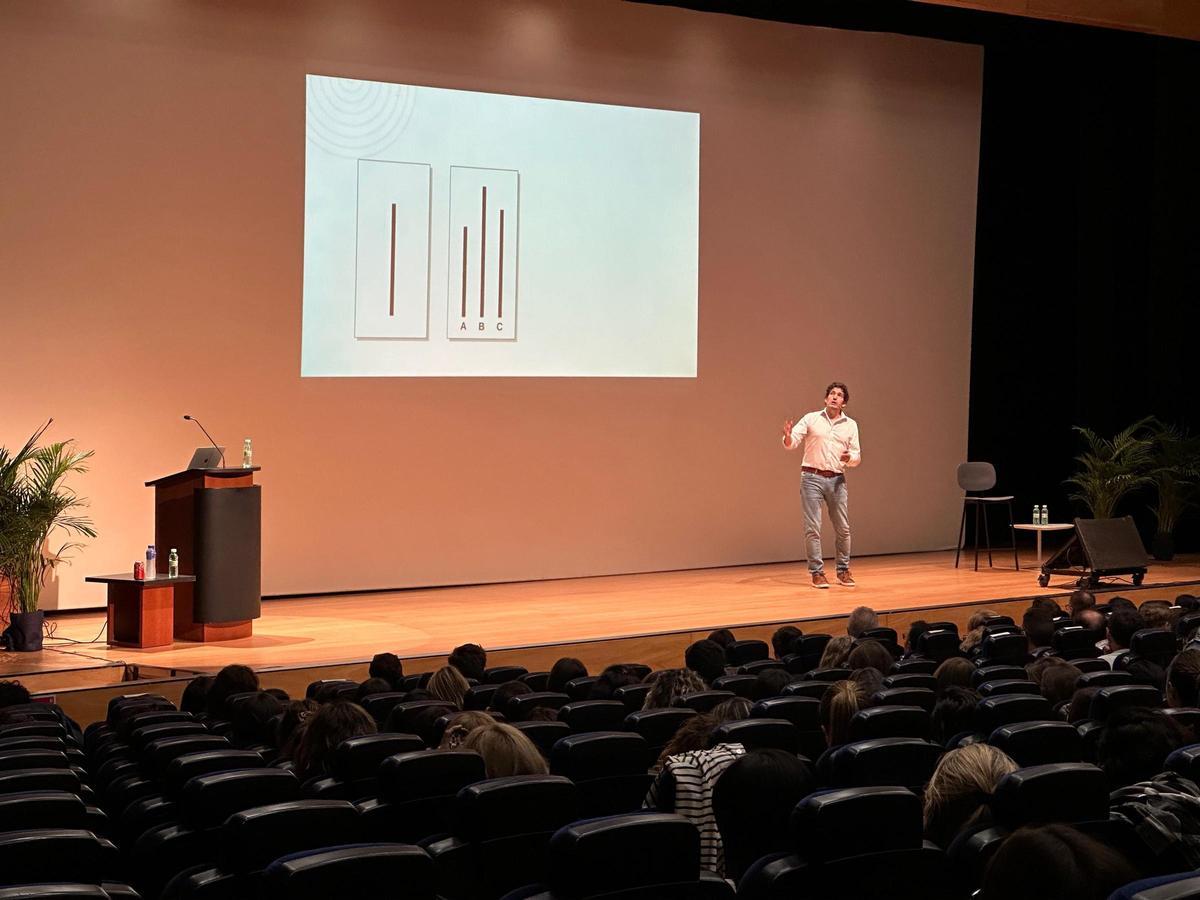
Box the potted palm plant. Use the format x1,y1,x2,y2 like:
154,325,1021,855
0,420,96,651
1064,417,1154,520
1145,419,1200,561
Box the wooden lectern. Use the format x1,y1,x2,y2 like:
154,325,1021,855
145,467,262,641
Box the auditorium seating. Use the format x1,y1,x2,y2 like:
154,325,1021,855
263,843,436,899
549,733,652,817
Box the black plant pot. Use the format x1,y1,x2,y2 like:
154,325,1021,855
1151,533,1176,562
5,610,45,652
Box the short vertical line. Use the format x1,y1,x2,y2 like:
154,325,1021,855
480,185,487,318
498,209,505,318
461,226,468,318
388,203,397,317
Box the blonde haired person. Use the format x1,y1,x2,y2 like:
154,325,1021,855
960,609,998,656
438,710,496,750
923,742,1018,849
819,679,868,748
818,635,854,670
428,666,471,709
460,721,549,777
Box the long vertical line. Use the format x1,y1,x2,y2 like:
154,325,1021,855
498,209,505,319
388,203,396,317
461,226,468,318
479,186,487,318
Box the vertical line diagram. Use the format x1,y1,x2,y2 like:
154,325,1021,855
479,186,487,318
388,203,397,317
461,225,468,319
498,209,505,319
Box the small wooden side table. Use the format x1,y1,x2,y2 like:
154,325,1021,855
1012,523,1076,566
85,574,197,649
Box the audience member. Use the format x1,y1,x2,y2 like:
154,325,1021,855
547,657,587,693
1023,607,1056,657
847,606,878,639
1026,655,1067,685
923,743,1017,849
960,609,997,656
264,687,290,703
819,680,869,748
1066,687,1100,724
710,696,752,723
461,722,549,778
1031,596,1063,616
590,664,643,699
408,703,456,746
982,823,1137,900
714,750,816,883
447,643,487,681
818,636,854,670
0,680,30,709
1166,649,1200,709
1097,707,1187,790
771,625,803,660
931,687,980,745
293,700,377,781
850,666,884,698
1102,608,1144,666
685,640,729,687
1109,596,1137,613
1039,662,1082,708
355,677,393,703
643,668,707,710
903,620,930,658
1076,607,1106,635
231,691,283,748
438,710,496,750
1177,593,1200,612
847,639,894,674
1067,589,1096,617
1140,600,1175,631
368,652,404,689
275,699,319,760
934,657,976,695
523,705,559,722
428,666,470,708
489,680,532,713
707,628,736,652
205,664,259,718
752,667,793,701
179,675,213,715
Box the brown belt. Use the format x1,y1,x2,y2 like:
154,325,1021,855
802,466,842,478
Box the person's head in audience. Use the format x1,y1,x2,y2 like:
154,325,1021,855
547,657,587,694
1140,600,1174,631
1039,662,1082,708
967,610,996,632
752,668,793,701
523,704,559,722
315,682,350,704
1107,608,1144,654
982,823,1137,900
1023,607,1056,654
1176,594,1200,612
1032,596,1063,616
1068,589,1096,617
850,666,884,698
847,606,878,639
265,687,289,703
819,680,867,748
847,639,893,674
180,675,213,715
904,621,930,657
711,696,752,724
369,652,404,689
707,628,736,651
818,636,854,670
1076,608,1106,633
1067,687,1100,724
1167,649,1200,709
438,710,496,750
931,687,980,745
685,640,729,687
448,643,487,681
1125,656,1167,692
0,681,30,710
356,678,393,703
657,713,718,767
1098,707,1187,789
644,668,707,710
489,680,532,713
206,664,259,718
961,611,995,656
428,666,470,708
771,625,803,660
590,664,642,700
923,742,1017,848
1026,655,1067,685
1109,596,1136,612
231,691,283,747
293,700,377,780
934,657,975,695
461,722,549,777
714,750,817,883
276,699,319,760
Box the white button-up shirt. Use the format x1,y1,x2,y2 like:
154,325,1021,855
784,410,862,473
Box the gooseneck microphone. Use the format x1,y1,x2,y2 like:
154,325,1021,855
183,415,226,468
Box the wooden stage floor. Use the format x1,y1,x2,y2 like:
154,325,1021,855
7,550,1200,691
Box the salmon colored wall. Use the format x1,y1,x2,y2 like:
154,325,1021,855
0,1,982,610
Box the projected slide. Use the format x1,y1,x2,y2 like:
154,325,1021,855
302,75,699,377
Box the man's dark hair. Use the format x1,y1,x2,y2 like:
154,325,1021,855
1108,596,1137,612
771,625,803,660
448,643,487,681
825,381,850,404
1039,663,1082,707
590,664,642,700
707,628,736,650
356,677,393,702
1168,649,1200,708
1066,687,1100,724
369,652,404,689
982,823,1137,900
180,675,214,715
1023,607,1056,650
847,639,894,674
1108,608,1144,651
752,668,793,701
1031,596,1063,616
904,620,930,656
231,691,283,746
206,664,259,718
1097,707,1187,789
931,686,980,745
548,657,588,694
0,680,32,709
488,680,531,713
685,639,728,686
1068,590,1096,615
1176,594,1200,612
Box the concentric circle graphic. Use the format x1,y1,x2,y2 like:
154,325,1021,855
306,75,417,159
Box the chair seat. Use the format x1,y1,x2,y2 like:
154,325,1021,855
963,496,1015,503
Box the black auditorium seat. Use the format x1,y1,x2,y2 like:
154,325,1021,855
356,750,486,844
803,668,852,683
848,706,931,742
751,697,825,759
304,733,425,801
549,733,652,817
711,675,757,699
890,659,938,676
971,665,1027,688
709,719,799,754
506,692,571,722
882,674,937,692
557,701,627,734
975,695,1052,733
520,672,550,692
977,679,1040,698
623,709,695,758
511,721,571,757
564,677,601,701
0,829,120,889
263,843,436,900
726,640,769,666
914,630,961,663
613,684,652,712
988,721,1085,766
1088,684,1161,720
828,738,941,791
679,691,735,714
871,688,936,713
484,666,529,685
1076,670,1134,690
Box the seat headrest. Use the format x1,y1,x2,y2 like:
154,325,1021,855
882,674,937,692
871,688,935,712
1077,671,1133,690
377,750,486,801
751,696,821,730
1088,684,1162,720
220,800,361,874
546,813,699,895
848,706,931,741
550,732,648,778
991,763,1108,829
710,718,799,753
792,786,922,861
0,791,88,832
264,842,435,898
972,665,1026,687
727,640,770,666
333,733,424,779
164,749,267,794
505,692,570,720
987,720,1084,766
975,695,1052,732
977,679,1040,697
180,768,301,829
453,775,579,841
829,738,941,790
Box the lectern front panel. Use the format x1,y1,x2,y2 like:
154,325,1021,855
194,485,262,624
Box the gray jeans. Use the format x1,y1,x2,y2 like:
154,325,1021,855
802,472,851,573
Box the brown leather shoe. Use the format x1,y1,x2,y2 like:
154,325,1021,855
812,572,830,589
837,569,856,587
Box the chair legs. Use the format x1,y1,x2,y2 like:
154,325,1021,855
958,500,1019,571
955,502,968,569
974,502,982,571
1007,500,1019,571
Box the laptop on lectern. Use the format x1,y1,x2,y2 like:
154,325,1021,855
187,447,225,470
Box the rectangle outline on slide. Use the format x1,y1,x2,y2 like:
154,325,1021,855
354,158,433,342
447,164,520,343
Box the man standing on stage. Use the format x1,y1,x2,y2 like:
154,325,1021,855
781,382,862,589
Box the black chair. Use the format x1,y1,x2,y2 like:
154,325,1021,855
426,776,579,900
882,674,937,692
463,684,500,711
710,719,799,754
739,660,786,676
557,701,627,734
1118,628,1179,669
977,679,1040,698
1069,657,1111,673
988,721,1085,766
117,709,194,742
623,709,695,758
484,666,529,685
305,679,358,700
1163,708,1200,740
954,462,1018,571
711,675,757,699
263,843,436,900
550,733,652,817
971,665,1027,687
680,691,735,714
0,829,120,889
915,630,961,663
871,688,935,713
782,681,832,701
1077,670,1134,690
751,697,825,759
1053,627,1104,660
0,749,69,773
1166,744,1200,782
357,750,486,844
613,684,652,711
305,734,426,801
0,721,68,741
383,701,457,735
142,735,231,778
162,749,266,798
803,668,852,683
787,634,832,674
0,886,132,899
108,694,175,724
1106,874,1200,900
0,790,92,832
506,692,570,722
990,763,1109,829
511,813,735,900
828,738,942,790
0,768,81,796
361,692,409,723
726,640,769,666
1178,612,1200,639
520,672,550,692
130,721,208,751
1089,685,1161,720
976,695,1052,733
848,707,931,742
860,628,902,658
511,721,571,757
180,768,303,830
890,659,938,676
564,677,601,701
622,665,653,681
977,632,1029,667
